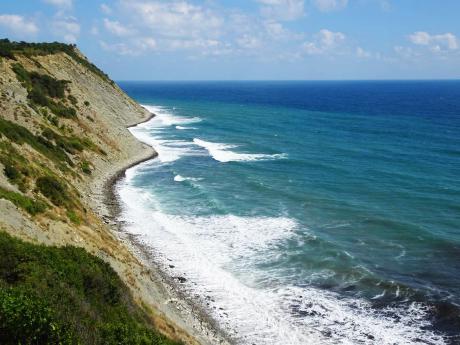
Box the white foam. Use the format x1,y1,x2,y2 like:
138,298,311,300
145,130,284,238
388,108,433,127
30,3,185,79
122,104,445,345
128,105,203,163
118,182,446,345
176,126,195,130
143,105,201,126
174,175,203,182
174,175,186,182
193,138,286,163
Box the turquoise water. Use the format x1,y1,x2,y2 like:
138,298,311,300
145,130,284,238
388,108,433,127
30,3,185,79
117,81,460,344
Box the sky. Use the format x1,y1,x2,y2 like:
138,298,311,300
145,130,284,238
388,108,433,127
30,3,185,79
0,0,459,80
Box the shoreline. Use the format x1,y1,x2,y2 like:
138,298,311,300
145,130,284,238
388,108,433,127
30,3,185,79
101,112,233,345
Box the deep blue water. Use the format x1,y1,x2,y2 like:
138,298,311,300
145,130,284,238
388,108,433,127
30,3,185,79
118,81,460,344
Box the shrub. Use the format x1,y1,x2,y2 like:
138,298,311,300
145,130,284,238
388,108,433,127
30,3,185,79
66,210,81,225
29,71,68,99
50,116,59,126
84,101,90,106
68,94,77,106
0,288,72,344
81,160,92,175
1,160,28,192
36,175,69,207
27,86,50,106
3,164,20,182
49,102,77,118
42,128,92,155
57,137,84,154
0,187,47,215
0,118,74,169
11,63,29,84
0,39,112,83
0,231,181,345
11,63,75,119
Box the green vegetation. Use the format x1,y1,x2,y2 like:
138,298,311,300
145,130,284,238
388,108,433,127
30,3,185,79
11,63,29,84
0,142,33,192
0,119,101,177
66,210,81,225
42,127,99,155
0,187,47,215
36,176,71,208
68,94,77,106
12,63,68,99
0,231,181,345
0,39,112,83
84,100,90,107
3,164,20,183
11,62,76,119
0,118,72,169
81,160,92,175
48,102,76,118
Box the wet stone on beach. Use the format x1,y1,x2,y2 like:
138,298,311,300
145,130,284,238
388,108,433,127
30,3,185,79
176,276,187,283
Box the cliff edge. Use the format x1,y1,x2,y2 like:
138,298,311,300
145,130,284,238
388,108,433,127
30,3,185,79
0,40,224,345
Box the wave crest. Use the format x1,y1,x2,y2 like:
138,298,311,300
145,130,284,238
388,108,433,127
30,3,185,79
193,138,286,163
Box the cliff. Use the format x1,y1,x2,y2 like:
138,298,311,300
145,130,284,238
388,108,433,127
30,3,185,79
0,40,217,344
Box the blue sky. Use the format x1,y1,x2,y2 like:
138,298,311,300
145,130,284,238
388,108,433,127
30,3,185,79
0,0,459,80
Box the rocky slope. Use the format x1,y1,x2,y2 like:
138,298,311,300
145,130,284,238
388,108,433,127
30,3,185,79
0,41,226,345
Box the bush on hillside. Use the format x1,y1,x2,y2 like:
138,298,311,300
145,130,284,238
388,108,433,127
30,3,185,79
0,187,47,215
36,175,69,207
0,231,181,345
0,39,112,83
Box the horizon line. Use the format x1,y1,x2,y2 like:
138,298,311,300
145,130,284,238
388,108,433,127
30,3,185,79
116,78,460,82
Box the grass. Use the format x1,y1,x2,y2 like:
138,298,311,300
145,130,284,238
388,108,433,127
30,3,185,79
11,62,76,119
0,119,101,176
66,210,81,225
0,39,113,83
36,176,71,208
0,118,72,169
42,127,100,155
0,187,47,216
48,102,77,118
0,231,181,345
0,142,33,192
81,160,92,175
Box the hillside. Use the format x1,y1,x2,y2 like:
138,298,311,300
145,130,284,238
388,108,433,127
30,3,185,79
0,39,219,345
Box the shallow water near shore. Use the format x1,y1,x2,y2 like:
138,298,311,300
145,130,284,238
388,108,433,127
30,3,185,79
117,81,460,344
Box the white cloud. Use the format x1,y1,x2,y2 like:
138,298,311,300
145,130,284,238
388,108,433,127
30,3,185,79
0,14,38,35
100,41,137,56
101,0,306,58
409,31,458,51
256,0,305,21
103,18,134,37
394,45,417,59
356,46,372,58
303,29,346,55
100,3,112,15
313,0,348,12
264,21,286,38
137,37,157,50
236,34,262,49
167,39,220,50
43,0,72,9
53,17,80,43
264,20,304,40
122,1,222,39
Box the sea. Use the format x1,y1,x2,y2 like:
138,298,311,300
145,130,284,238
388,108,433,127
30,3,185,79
116,81,460,345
